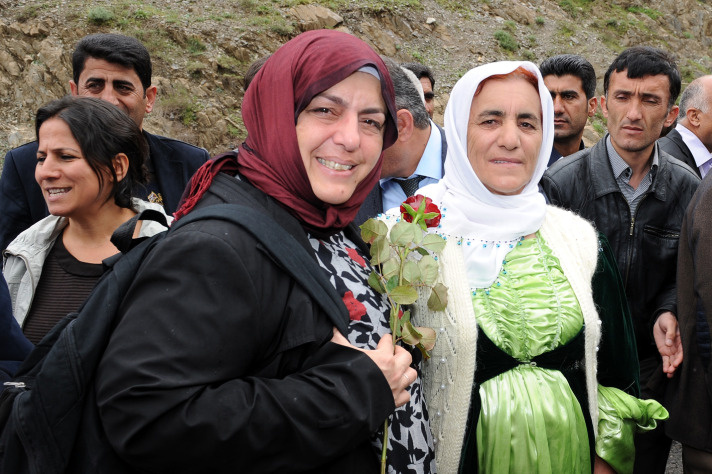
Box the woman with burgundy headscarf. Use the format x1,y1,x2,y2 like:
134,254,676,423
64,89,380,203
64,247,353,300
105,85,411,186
77,30,435,473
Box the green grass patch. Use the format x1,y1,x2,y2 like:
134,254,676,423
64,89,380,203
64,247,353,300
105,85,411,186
536,16,545,26
87,6,115,25
494,30,518,52
521,49,536,61
626,6,662,20
592,110,607,135
162,86,202,126
558,0,593,19
16,5,41,22
187,37,207,55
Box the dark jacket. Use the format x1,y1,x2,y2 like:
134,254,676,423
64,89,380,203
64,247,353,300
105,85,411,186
666,174,712,451
0,132,209,251
66,173,393,473
540,136,701,363
355,123,447,226
0,273,32,385
657,128,701,178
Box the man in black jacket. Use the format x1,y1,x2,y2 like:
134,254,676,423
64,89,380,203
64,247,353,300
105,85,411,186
658,75,712,178
540,46,701,474
0,33,209,251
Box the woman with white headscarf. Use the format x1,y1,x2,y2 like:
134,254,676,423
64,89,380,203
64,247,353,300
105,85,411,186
407,62,667,473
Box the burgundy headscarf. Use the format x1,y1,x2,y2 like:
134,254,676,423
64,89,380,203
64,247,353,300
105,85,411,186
175,30,397,230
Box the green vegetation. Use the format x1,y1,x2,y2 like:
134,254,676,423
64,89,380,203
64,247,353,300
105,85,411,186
494,30,518,52
558,0,593,19
535,16,545,26
504,20,517,33
162,86,201,126
187,37,207,55
684,31,694,39
626,6,662,20
16,5,41,22
521,49,536,61
591,110,607,136
558,22,575,38
87,6,115,25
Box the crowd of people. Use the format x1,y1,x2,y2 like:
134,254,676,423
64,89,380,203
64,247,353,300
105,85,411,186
0,28,711,474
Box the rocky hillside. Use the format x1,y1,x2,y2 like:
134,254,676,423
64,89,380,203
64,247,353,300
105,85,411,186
2,0,712,158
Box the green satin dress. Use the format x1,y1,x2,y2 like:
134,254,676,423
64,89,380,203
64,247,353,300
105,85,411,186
472,233,666,474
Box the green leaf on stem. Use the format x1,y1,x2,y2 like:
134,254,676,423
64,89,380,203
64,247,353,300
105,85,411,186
418,255,438,286
370,235,390,265
391,285,418,305
400,320,422,346
402,260,421,284
415,247,430,257
399,309,411,325
415,326,436,351
360,218,388,244
421,233,446,253
427,282,448,311
368,271,385,294
401,202,416,216
382,257,399,280
385,275,399,292
390,221,422,247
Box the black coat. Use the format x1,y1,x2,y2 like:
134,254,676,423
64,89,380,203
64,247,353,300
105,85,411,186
0,273,32,384
540,136,701,363
666,174,712,451
657,128,702,178
0,132,209,251
68,173,393,473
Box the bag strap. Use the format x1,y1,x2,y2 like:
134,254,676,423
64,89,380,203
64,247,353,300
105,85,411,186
172,203,350,334
111,209,170,254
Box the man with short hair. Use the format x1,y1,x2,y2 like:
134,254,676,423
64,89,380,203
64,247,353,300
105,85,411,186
540,54,598,166
402,62,436,118
355,59,446,225
658,75,712,178
540,46,701,474
0,33,210,250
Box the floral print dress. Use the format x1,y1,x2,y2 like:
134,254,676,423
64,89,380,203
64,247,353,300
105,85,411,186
308,230,436,474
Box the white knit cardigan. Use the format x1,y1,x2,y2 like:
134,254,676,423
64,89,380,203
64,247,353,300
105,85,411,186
386,205,601,473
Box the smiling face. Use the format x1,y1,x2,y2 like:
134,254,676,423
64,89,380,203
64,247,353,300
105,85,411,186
601,70,678,162
466,76,543,196
35,118,113,219
70,57,156,129
296,71,387,205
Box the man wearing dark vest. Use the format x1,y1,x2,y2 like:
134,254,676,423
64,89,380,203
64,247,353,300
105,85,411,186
0,33,209,250
355,58,446,225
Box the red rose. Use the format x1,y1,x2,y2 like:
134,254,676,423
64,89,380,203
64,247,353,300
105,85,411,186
400,194,441,228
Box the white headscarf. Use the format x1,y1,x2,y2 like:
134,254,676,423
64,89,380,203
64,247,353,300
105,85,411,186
422,61,554,289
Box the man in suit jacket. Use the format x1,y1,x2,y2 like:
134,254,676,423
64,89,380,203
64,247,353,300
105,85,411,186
0,33,209,251
355,59,446,226
658,75,712,179
666,173,712,471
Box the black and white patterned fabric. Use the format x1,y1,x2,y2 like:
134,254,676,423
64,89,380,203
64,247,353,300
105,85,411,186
308,231,437,474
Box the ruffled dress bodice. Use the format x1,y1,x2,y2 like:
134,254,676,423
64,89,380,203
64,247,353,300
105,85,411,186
472,233,665,473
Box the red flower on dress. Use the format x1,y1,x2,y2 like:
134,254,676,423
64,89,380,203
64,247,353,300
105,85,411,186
346,247,366,267
400,194,442,228
342,291,367,321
